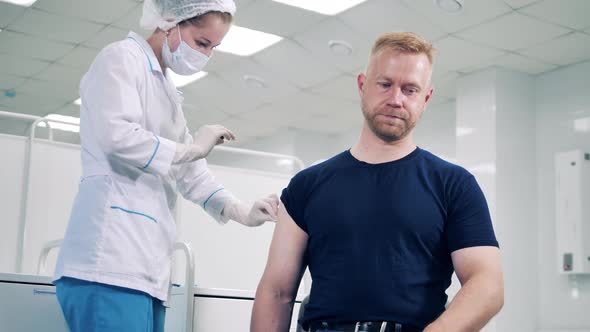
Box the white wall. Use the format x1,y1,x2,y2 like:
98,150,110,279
21,141,81,274
496,70,537,332
535,60,590,330
234,127,344,167
174,165,294,292
0,134,26,273
414,100,457,160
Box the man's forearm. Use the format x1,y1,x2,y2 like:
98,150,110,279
425,275,504,332
251,285,295,332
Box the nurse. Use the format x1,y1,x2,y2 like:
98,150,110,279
52,0,278,331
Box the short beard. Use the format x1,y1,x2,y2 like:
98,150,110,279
361,102,415,142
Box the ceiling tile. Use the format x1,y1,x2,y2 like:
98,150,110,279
493,53,558,74
34,0,137,24
0,30,75,62
220,115,282,139
15,78,79,102
308,74,360,103
401,0,513,34
54,103,81,117
427,93,453,107
293,17,371,73
433,36,505,72
454,61,496,75
347,66,365,77
520,32,590,66
0,3,25,28
180,73,265,115
340,0,446,41
0,73,26,90
432,68,458,82
206,51,243,73
177,89,233,131
239,99,315,128
35,64,86,89
269,91,357,120
0,54,49,77
456,12,571,51
216,58,300,104
182,103,231,131
520,0,590,30
235,0,256,6
290,101,361,134
8,9,105,44
431,71,459,99
84,26,128,49
58,46,99,69
252,39,341,89
449,50,560,75
234,0,325,38
112,4,148,37
502,0,542,9
0,92,67,116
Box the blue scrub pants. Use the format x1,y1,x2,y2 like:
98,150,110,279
55,277,166,332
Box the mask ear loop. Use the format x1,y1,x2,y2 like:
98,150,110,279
164,27,171,50
176,25,182,45
163,25,179,52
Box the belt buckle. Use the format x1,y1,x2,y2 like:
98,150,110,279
354,322,377,332
354,322,360,332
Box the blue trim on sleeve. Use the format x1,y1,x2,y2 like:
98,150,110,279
110,206,157,223
203,188,224,210
142,135,160,169
127,36,154,72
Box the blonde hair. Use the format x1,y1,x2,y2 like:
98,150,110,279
371,32,435,64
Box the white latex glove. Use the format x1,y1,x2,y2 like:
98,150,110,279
221,194,279,227
174,124,235,164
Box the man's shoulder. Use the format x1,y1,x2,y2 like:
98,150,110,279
297,151,350,177
288,151,351,188
418,148,473,181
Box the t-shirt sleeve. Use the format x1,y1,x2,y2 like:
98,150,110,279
281,171,309,233
446,175,499,252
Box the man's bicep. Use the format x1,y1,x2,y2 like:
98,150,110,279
451,246,502,285
260,204,308,293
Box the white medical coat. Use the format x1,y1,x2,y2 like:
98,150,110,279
53,32,233,301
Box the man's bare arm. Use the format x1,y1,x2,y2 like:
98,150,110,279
424,246,504,332
250,204,308,332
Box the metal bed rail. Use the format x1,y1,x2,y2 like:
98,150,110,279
36,240,196,332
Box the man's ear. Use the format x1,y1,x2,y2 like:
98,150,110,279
357,73,366,98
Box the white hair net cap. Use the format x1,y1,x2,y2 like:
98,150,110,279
140,0,236,31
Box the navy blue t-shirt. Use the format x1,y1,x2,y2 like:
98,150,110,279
281,147,498,329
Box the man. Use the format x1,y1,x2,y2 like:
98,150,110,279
251,32,503,332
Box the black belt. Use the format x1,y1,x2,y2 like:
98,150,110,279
308,321,422,332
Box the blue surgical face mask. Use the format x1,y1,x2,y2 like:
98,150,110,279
162,26,210,75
